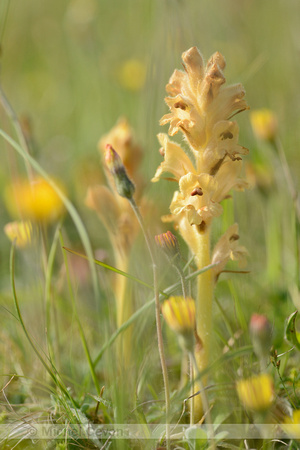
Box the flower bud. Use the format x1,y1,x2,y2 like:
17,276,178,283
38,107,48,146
105,144,135,199
250,313,272,366
155,230,181,263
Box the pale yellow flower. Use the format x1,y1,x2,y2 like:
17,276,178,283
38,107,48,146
201,120,248,174
212,223,248,277
170,172,223,226
4,220,33,248
161,47,248,152
152,133,195,183
236,374,274,411
250,108,278,141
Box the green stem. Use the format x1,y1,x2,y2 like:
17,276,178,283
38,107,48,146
129,198,170,450
59,232,101,396
175,265,188,299
190,352,215,447
45,225,61,366
10,242,78,408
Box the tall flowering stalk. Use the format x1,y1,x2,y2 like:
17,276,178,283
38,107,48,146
86,118,145,365
153,47,249,420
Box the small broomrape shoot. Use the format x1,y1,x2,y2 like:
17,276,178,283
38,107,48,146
154,46,249,421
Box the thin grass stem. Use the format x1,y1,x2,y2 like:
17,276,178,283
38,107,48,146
59,231,101,396
129,197,170,450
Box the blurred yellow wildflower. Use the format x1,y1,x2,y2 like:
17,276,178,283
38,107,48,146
118,59,146,91
4,220,32,248
5,178,65,223
250,109,278,141
283,410,300,439
162,296,196,351
236,374,274,412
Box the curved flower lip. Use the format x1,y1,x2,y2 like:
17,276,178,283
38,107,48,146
152,134,195,183
170,172,223,226
212,223,248,277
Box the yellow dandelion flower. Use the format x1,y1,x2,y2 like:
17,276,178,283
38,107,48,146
236,374,274,412
283,410,300,439
5,178,65,223
162,296,196,351
4,220,33,248
250,108,278,141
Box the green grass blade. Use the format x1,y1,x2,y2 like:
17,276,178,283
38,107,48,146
93,262,217,368
9,242,78,408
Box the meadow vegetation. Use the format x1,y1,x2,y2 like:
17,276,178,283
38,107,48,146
0,1,300,448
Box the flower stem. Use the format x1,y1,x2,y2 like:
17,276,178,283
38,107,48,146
193,227,214,422
129,198,170,449
190,351,215,447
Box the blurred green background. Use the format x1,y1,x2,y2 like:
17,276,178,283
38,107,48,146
0,0,300,439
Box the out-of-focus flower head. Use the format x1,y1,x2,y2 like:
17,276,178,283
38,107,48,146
236,374,274,412
118,58,146,92
4,220,33,248
245,160,274,192
283,410,300,439
4,177,65,224
250,314,272,366
162,296,196,352
250,109,278,142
